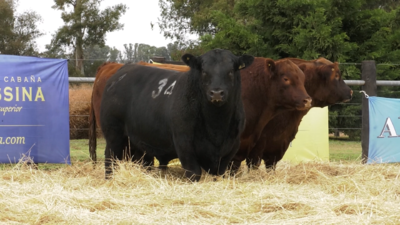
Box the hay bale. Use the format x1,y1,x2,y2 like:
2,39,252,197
69,84,93,139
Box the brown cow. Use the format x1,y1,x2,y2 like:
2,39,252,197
245,57,353,171
89,62,124,161
136,61,189,72
229,57,312,173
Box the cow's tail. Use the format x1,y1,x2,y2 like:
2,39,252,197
88,92,97,163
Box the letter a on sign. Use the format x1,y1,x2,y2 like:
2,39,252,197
368,96,400,163
377,117,398,138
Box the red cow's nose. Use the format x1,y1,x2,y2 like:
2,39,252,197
304,97,312,108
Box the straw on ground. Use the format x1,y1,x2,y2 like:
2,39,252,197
1,160,399,224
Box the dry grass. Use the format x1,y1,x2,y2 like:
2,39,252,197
1,160,399,224
69,84,93,139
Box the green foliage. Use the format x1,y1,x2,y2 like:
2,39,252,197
51,0,127,47
156,0,400,140
109,46,122,62
0,0,15,51
50,0,127,76
200,10,258,55
158,0,224,41
231,0,358,60
83,45,112,77
159,0,400,62
0,0,43,55
167,40,205,61
119,43,135,62
154,46,171,61
118,43,173,63
135,44,156,62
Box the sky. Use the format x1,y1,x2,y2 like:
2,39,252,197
16,0,180,52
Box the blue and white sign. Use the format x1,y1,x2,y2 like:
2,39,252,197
368,96,400,163
0,55,70,164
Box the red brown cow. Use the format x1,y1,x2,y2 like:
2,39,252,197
229,57,312,173
136,61,189,72
246,57,353,171
89,62,124,161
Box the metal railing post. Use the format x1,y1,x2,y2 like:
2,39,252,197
361,61,377,163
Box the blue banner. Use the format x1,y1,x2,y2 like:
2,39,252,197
0,55,70,164
368,96,400,163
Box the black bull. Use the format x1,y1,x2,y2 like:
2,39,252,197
100,49,254,181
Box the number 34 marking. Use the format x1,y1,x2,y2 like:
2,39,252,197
152,78,177,99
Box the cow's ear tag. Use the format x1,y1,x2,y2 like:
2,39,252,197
187,57,190,61
268,64,271,67
238,63,245,70
332,68,335,71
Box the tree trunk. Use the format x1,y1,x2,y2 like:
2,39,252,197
75,45,85,76
334,129,340,137
74,0,85,76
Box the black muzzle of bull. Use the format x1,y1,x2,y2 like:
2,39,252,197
209,89,225,104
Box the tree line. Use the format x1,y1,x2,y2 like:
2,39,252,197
157,0,400,140
0,0,192,77
2,0,400,139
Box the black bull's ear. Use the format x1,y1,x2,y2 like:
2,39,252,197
236,55,254,70
182,53,200,70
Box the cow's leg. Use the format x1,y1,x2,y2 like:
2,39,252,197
229,159,242,175
218,139,241,176
171,132,202,181
104,139,125,179
246,138,266,170
228,146,247,175
130,142,141,162
176,148,202,181
113,136,130,161
131,146,154,168
142,154,154,168
104,142,113,179
123,136,131,161
103,125,125,179
263,142,290,172
263,156,278,171
180,159,202,182
263,150,285,171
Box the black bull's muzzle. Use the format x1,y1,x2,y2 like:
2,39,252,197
210,89,224,103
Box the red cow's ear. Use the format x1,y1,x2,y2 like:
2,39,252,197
298,63,307,72
265,59,275,72
317,64,335,81
264,59,276,78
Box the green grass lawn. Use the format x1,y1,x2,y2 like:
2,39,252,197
70,138,106,161
0,138,362,170
71,138,362,162
329,139,362,161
